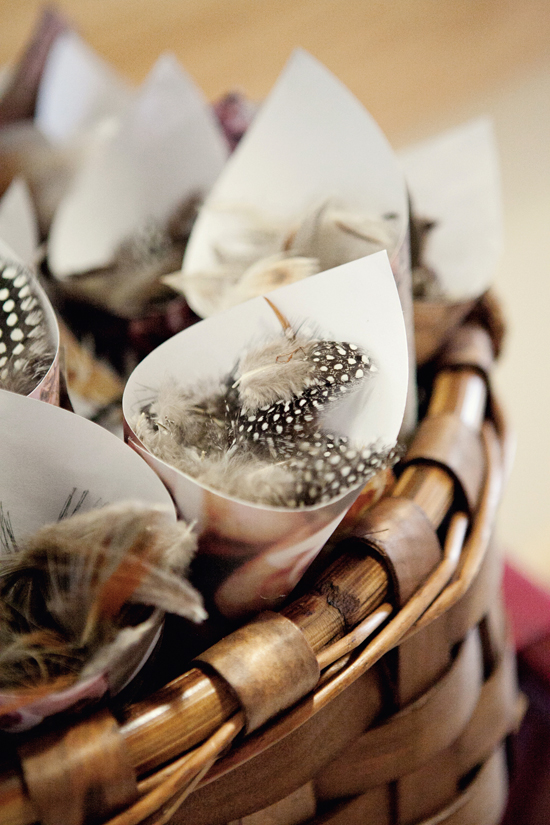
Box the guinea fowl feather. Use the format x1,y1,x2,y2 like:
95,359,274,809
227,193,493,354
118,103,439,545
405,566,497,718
133,300,391,509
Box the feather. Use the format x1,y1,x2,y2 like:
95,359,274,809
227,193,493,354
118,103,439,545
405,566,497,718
0,333,54,395
0,502,204,692
53,197,200,319
175,205,289,313
284,435,401,506
79,614,160,684
133,301,388,508
168,267,242,317
226,253,319,306
234,334,318,413
130,567,207,622
234,320,375,416
289,200,399,272
0,255,56,396
212,215,284,267
196,450,298,506
176,200,399,316
133,377,230,458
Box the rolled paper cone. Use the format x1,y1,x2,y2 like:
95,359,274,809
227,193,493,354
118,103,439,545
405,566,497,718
391,225,416,437
123,253,408,618
126,436,363,618
48,52,228,279
0,389,177,730
400,119,502,365
400,118,502,304
178,49,417,436
34,29,132,146
0,178,40,267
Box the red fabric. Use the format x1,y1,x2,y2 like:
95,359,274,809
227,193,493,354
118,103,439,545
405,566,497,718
502,563,550,651
501,564,550,824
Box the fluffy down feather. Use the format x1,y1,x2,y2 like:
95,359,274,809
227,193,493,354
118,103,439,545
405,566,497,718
234,335,318,413
133,378,230,456
0,502,205,691
289,201,399,272
226,253,319,307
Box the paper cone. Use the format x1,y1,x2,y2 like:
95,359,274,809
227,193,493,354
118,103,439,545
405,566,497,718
0,178,39,266
124,252,408,617
48,53,228,279
35,29,132,146
400,117,502,301
172,49,416,434
400,118,503,364
0,389,177,730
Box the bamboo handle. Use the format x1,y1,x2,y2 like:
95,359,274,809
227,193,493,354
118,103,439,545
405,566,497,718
393,367,487,521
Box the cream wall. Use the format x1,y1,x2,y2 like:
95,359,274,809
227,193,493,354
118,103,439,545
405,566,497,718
2,0,550,584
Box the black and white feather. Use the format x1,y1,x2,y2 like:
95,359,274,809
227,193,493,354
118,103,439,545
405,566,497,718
0,256,56,396
133,311,397,509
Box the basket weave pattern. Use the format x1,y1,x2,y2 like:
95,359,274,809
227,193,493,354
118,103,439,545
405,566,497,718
0,305,520,825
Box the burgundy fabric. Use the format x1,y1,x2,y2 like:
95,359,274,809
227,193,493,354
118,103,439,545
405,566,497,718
502,563,550,825
502,563,550,651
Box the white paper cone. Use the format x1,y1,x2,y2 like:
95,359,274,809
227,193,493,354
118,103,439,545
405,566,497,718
124,252,408,617
35,30,132,145
48,53,229,278
175,49,416,434
0,388,175,554
399,117,503,300
0,178,39,266
0,389,176,729
180,50,409,303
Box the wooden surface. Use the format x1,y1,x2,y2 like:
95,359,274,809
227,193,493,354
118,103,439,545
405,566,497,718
0,0,549,145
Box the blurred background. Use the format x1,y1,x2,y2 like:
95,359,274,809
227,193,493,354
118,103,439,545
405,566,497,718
1,0,549,587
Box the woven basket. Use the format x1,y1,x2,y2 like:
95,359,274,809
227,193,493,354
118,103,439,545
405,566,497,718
0,295,521,825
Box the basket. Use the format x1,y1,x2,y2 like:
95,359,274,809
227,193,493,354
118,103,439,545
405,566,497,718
0,295,522,825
